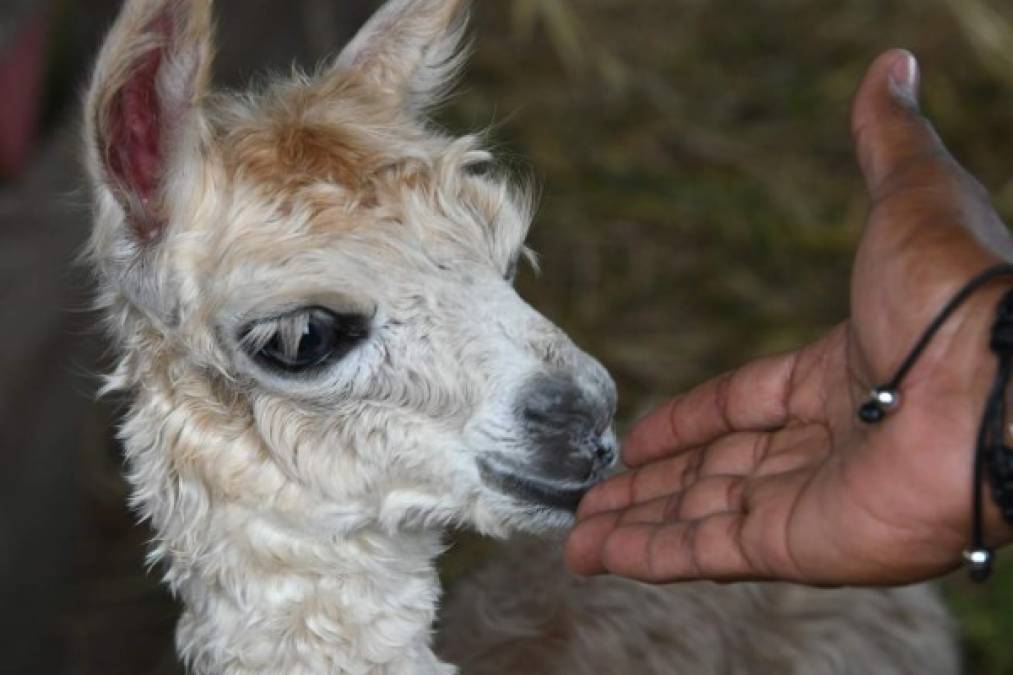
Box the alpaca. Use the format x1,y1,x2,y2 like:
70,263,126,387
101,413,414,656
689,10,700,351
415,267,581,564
83,0,959,673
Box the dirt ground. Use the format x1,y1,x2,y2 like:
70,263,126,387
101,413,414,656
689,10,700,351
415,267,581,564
5,1,1013,673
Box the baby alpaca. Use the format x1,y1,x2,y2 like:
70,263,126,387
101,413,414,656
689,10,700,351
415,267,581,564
83,0,958,673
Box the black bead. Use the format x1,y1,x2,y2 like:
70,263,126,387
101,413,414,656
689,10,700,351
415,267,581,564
969,564,992,583
857,401,884,424
965,547,994,582
967,550,994,583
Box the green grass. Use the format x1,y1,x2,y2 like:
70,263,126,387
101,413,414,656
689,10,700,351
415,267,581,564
948,552,1013,674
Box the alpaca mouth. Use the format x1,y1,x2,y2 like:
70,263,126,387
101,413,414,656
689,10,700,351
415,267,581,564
478,459,601,512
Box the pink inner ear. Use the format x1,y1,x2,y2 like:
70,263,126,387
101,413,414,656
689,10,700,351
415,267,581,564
106,21,169,241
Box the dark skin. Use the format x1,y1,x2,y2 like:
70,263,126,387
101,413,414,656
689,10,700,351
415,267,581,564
566,50,1013,586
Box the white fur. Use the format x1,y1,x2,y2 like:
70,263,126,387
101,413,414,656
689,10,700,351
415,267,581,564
84,1,959,673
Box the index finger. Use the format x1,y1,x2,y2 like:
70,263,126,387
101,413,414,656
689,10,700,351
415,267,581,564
599,515,758,582
623,351,797,467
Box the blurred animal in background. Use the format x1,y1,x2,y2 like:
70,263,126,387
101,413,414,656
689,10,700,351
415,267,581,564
83,0,959,672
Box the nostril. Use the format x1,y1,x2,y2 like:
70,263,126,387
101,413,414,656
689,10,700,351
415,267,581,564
594,439,617,469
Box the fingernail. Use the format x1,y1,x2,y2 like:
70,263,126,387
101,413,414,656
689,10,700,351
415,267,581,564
890,50,920,103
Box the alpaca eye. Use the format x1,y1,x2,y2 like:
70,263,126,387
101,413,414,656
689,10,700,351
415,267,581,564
242,308,369,374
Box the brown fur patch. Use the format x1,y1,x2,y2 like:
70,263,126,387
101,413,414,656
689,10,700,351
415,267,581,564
225,121,379,196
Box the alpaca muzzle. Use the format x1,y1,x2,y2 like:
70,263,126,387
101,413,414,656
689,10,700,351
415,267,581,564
516,372,617,479
477,373,618,512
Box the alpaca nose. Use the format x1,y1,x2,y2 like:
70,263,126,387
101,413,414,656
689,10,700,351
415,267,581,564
517,374,618,483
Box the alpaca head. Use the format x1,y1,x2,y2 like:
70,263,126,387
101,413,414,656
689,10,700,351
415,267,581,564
85,0,618,541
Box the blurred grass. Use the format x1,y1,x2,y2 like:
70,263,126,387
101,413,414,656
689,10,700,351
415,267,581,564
949,550,1013,674
446,0,1013,673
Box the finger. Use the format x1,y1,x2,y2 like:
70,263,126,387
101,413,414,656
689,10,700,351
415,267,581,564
851,50,1013,344
622,352,797,468
577,432,769,519
613,475,747,526
576,451,702,521
566,509,622,575
851,49,943,199
569,475,750,576
852,49,1010,260
600,515,757,582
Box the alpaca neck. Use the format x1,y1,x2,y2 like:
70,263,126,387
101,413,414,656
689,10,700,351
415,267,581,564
170,508,453,675
117,355,457,673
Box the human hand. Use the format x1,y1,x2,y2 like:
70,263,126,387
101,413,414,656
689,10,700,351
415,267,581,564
566,50,1013,586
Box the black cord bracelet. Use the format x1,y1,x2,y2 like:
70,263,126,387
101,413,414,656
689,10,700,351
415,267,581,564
858,263,1013,582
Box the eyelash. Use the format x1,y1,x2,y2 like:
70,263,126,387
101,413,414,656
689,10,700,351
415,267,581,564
239,307,370,375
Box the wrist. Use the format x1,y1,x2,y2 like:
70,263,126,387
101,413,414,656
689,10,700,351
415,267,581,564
916,269,1013,555
965,283,1013,549
856,264,1013,568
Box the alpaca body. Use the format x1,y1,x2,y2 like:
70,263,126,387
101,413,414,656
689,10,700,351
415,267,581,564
84,0,958,673
440,540,956,674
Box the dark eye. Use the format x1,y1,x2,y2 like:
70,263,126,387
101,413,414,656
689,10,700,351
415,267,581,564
242,308,369,374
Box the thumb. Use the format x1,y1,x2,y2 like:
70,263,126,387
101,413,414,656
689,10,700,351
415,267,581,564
851,50,1013,262
851,49,947,199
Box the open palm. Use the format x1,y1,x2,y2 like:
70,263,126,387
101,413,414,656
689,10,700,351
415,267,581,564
566,50,1013,585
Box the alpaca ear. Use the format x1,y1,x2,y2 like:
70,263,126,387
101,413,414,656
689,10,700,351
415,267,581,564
334,0,470,113
85,0,214,243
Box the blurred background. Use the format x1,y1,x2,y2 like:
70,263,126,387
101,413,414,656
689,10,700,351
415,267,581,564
4,0,1013,672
